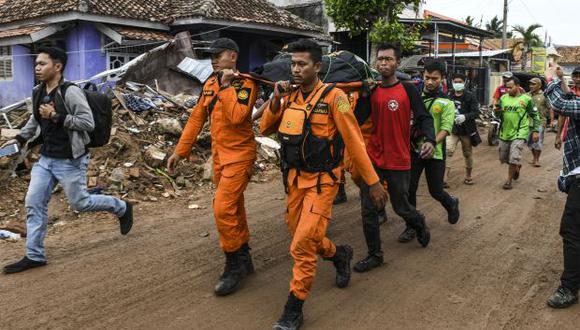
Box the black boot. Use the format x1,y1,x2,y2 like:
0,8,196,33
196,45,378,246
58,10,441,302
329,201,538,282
272,293,304,330
239,242,255,274
324,245,353,288
214,250,248,296
333,183,347,205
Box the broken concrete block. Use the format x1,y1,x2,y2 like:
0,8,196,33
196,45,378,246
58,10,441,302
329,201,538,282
143,146,167,168
255,136,281,161
88,176,98,187
1,129,20,139
155,118,183,136
109,167,125,183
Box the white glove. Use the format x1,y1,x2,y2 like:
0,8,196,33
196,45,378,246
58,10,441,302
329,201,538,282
455,114,466,125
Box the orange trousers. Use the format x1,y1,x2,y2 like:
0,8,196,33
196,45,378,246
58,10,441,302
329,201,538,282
212,159,254,253
286,180,338,301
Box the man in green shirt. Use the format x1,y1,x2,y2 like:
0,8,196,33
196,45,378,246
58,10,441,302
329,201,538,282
527,77,551,167
402,59,460,243
496,77,540,190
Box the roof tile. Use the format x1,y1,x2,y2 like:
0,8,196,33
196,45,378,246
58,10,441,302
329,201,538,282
0,0,322,33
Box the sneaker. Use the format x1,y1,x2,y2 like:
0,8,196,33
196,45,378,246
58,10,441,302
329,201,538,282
272,293,304,330
214,250,249,296
353,254,384,273
416,223,431,248
330,245,353,288
118,201,133,235
547,287,578,309
4,257,47,274
333,183,347,205
398,226,416,243
448,197,460,224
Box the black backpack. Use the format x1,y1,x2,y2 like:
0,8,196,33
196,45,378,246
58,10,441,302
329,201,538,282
59,82,112,148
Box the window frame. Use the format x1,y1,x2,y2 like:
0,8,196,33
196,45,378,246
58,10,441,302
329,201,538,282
0,46,14,81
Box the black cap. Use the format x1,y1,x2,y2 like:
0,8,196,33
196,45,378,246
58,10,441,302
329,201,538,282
204,38,239,55
573,66,580,75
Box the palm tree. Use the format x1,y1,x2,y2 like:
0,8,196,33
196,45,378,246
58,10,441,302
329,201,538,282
464,16,475,26
485,16,503,37
512,24,543,70
485,15,513,38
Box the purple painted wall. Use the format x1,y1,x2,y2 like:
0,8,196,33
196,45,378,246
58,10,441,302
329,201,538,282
0,45,34,107
0,23,108,107
65,22,107,81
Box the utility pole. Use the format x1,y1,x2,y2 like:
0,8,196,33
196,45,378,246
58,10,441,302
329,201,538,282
501,0,508,49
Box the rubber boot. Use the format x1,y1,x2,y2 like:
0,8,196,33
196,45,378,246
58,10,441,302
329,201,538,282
333,183,347,205
272,293,304,330
214,250,248,296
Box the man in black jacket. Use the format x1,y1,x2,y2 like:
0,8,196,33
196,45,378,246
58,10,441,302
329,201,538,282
445,73,480,186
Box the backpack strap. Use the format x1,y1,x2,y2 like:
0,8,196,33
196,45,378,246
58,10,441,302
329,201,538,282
56,81,77,115
306,83,336,116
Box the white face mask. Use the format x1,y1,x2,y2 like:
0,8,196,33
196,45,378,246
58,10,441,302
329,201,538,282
453,83,465,91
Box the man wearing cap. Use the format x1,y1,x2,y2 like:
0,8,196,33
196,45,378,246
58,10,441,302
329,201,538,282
167,38,258,296
527,77,551,167
492,72,515,109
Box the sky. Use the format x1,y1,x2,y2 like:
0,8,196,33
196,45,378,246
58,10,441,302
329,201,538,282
423,0,578,46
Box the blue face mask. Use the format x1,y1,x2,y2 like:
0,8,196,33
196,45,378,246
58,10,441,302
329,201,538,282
453,83,465,91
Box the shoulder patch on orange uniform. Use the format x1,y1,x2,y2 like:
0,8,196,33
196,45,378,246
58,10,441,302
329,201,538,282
335,94,350,114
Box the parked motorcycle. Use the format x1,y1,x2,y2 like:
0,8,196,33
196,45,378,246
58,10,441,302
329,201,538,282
481,105,501,146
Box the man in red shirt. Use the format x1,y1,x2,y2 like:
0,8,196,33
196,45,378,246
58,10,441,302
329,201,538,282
354,43,437,273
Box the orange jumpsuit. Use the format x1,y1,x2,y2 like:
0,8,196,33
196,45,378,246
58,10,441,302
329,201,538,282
176,74,258,253
260,80,379,301
341,90,374,186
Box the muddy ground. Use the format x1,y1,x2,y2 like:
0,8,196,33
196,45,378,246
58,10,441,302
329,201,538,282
1,131,578,330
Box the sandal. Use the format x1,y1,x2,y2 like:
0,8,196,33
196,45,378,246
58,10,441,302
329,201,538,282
502,182,513,190
464,178,474,185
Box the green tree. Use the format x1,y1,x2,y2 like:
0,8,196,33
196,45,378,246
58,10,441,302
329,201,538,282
512,24,543,69
465,15,475,27
485,15,513,38
324,0,423,51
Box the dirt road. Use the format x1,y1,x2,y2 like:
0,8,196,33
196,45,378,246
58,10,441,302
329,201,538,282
1,131,578,330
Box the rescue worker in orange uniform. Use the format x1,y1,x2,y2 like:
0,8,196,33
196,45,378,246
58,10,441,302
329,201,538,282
260,39,387,330
167,38,258,296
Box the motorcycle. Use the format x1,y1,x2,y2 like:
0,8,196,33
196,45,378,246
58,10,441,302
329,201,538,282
482,106,501,146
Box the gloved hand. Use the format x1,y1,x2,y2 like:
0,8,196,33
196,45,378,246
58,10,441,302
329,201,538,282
455,114,466,125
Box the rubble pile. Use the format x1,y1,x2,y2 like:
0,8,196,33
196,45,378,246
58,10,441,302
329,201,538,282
0,81,281,232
